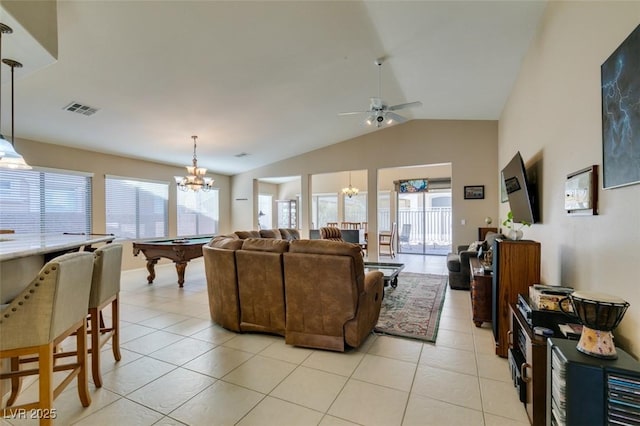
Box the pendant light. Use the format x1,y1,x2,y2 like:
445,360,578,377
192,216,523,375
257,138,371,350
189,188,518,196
341,171,359,198
0,23,30,169
174,135,214,191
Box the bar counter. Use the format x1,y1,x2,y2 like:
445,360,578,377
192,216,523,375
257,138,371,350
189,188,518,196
0,233,115,303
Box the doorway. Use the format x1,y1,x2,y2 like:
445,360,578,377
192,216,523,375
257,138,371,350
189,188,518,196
397,189,451,255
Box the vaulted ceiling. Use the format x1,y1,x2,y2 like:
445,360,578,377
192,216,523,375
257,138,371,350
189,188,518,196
2,1,546,175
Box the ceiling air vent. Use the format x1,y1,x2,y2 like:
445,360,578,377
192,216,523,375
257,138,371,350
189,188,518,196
63,102,99,116
234,152,249,158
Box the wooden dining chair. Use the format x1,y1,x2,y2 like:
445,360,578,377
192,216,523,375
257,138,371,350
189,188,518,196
341,222,360,230
379,222,397,258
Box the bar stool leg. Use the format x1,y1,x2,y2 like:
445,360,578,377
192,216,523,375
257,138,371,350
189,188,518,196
38,343,54,426
90,307,102,388
7,356,21,406
111,298,121,361
76,320,91,407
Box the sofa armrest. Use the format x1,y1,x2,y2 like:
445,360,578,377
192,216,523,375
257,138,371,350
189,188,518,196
457,245,470,254
363,271,384,294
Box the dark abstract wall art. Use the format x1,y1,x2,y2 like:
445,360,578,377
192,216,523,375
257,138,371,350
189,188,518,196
601,23,640,189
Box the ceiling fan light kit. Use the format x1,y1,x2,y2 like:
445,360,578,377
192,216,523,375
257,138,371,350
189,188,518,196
338,57,422,129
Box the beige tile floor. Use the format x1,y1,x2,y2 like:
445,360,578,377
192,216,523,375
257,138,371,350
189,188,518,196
3,253,529,426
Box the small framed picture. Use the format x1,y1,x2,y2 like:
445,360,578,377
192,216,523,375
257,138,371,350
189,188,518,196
565,165,598,215
464,185,485,200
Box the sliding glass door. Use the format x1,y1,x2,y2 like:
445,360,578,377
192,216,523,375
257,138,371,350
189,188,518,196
397,190,452,255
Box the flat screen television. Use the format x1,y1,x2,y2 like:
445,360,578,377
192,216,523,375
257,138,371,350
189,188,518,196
501,151,537,224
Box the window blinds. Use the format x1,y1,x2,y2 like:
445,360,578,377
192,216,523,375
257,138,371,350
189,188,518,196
176,189,219,236
105,175,168,239
0,168,92,234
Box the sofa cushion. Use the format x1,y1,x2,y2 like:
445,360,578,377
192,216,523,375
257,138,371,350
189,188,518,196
259,229,282,239
289,239,361,257
241,238,289,253
235,230,261,239
208,235,243,250
279,228,300,241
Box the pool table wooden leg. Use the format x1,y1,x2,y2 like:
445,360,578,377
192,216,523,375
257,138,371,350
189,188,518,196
146,259,158,284
175,261,187,287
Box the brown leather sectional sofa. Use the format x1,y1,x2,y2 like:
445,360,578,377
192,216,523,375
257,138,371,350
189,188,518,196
203,231,384,351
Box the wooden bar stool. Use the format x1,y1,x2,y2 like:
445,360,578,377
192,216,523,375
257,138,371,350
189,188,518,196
87,243,123,387
0,252,95,425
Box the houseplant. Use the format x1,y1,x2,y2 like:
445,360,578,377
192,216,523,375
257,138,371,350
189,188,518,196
502,211,531,240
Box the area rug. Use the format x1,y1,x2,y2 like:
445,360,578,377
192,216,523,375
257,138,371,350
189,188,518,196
374,272,447,342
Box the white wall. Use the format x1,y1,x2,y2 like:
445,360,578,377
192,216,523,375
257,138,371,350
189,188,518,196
231,119,498,254
499,1,640,356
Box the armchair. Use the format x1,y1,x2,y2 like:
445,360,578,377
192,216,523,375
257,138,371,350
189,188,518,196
446,245,478,290
283,239,384,351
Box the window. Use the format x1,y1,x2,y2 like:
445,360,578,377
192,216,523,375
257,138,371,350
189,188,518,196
258,194,272,229
344,192,367,223
177,189,219,236
311,194,337,228
0,168,92,233
378,190,391,231
105,176,168,239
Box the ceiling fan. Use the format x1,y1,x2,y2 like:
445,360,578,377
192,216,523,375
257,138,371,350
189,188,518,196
339,58,422,128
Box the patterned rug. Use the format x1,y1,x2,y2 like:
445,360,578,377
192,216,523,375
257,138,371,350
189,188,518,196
374,272,448,342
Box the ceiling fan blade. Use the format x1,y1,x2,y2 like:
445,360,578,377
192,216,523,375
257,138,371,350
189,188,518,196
338,111,371,116
385,112,408,124
388,101,422,111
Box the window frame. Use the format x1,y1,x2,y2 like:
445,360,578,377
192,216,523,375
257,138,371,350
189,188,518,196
105,174,168,240
0,166,93,234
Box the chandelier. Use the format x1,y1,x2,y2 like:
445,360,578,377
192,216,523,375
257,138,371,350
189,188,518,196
174,135,214,192
341,171,359,198
0,23,30,170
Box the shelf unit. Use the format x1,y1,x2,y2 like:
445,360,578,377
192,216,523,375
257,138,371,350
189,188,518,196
547,338,640,426
510,304,548,425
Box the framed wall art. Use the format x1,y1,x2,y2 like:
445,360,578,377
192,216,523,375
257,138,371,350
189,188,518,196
601,23,640,189
464,185,484,200
565,165,598,215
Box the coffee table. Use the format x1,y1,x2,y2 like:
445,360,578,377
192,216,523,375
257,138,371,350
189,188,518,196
364,261,405,288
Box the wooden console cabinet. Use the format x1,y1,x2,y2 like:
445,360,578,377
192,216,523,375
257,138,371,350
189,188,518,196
492,239,540,358
478,227,498,241
470,257,492,327
510,305,547,426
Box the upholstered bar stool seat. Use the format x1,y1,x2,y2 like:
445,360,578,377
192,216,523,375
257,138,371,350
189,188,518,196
0,252,95,425
87,243,123,387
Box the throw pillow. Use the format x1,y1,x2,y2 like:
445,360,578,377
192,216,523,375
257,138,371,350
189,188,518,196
467,241,481,251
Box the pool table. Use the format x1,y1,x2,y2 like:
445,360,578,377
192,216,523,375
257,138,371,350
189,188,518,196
132,236,213,287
